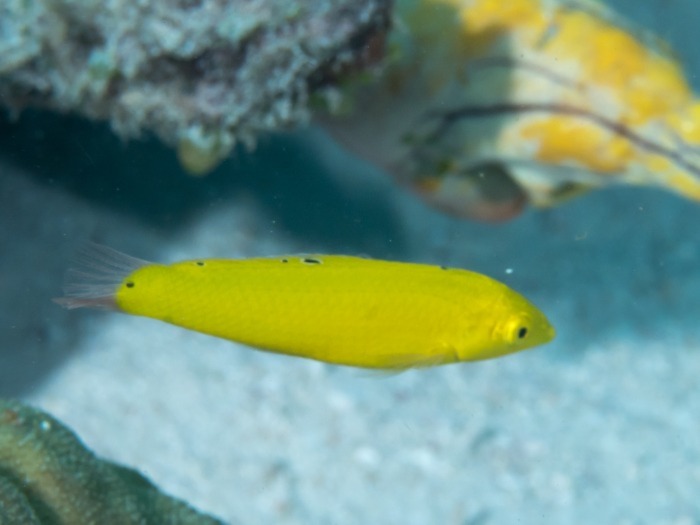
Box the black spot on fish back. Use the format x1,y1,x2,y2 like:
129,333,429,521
303,257,322,265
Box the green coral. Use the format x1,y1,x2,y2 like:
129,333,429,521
0,399,223,525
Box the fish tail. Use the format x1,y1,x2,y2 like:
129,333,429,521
53,242,151,310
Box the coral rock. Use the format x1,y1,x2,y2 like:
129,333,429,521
0,0,391,174
0,399,223,525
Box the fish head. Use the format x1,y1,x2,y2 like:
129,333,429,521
457,289,555,362
493,306,555,355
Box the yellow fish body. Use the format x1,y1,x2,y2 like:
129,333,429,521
321,0,700,220
55,244,554,369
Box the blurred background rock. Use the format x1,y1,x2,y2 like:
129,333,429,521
0,0,390,173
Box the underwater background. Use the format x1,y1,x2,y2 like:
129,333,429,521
2,0,700,523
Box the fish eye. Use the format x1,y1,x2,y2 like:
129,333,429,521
503,316,530,344
509,324,528,343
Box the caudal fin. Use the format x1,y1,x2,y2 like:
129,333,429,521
53,243,151,310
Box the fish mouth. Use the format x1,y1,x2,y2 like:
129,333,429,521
528,311,556,347
545,323,556,343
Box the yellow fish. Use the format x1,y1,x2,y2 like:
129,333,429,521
321,0,700,220
54,244,554,369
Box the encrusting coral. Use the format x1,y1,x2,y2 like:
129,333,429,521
0,399,224,525
321,0,700,221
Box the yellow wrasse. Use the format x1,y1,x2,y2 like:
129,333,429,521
54,244,554,369
321,0,700,220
